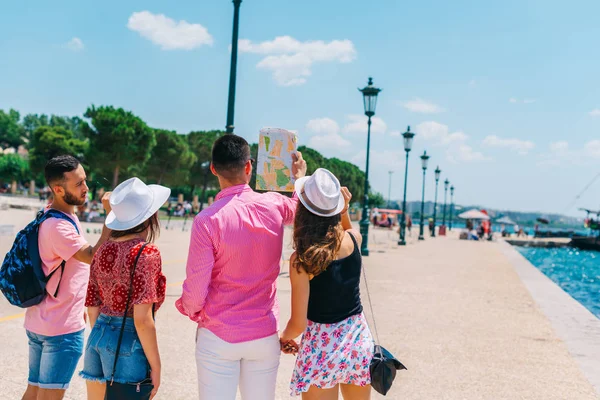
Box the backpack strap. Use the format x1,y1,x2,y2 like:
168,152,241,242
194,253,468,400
39,209,81,298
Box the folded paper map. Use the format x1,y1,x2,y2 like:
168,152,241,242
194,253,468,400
256,127,298,192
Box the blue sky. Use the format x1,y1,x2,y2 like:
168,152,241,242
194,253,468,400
1,0,600,216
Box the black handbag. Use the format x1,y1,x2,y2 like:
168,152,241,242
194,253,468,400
362,261,407,396
105,243,154,400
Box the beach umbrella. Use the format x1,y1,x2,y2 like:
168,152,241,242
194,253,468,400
457,209,490,220
496,216,517,225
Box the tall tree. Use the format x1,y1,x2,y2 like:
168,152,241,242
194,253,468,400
21,113,49,141
0,154,30,183
83,105,156,187
145,129,196,186
297,145,365,204
0,109,24,150
28,126,88,174
188,130,224,193
368,191,386,208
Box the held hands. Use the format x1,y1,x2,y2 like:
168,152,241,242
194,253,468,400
280,337,299,355
291,152,307,180
341,187,352,214
101,192,112,215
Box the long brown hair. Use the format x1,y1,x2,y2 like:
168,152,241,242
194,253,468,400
293,202,344,276
110,212,160,243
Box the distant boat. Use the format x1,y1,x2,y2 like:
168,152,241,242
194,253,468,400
570,208,600,251
570,235,600,251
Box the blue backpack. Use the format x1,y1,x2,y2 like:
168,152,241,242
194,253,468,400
0,209,79,308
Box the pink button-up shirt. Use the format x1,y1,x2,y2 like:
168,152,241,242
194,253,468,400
175,184,297,343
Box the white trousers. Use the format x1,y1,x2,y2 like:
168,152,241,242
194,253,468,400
195,328,280,400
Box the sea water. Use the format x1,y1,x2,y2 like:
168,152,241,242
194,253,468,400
517,247,600,318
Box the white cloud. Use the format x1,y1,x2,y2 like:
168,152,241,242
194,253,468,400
306,118,339,135
309,133,351,150
342,115,387,135
239,36,356,86
415,121,488,163
509,98,518,103
585,140,600,158
65,37,84,51
402,98,445,114
523,99,536,104
416,121,468,146
468,79,476,87
448,144,489,163
549,141,569,153
537,140,600,166
389,131,401,137
306,118,350,151
589,109,600,117
127,11,213,50
482,135,535,155
351,149,403,169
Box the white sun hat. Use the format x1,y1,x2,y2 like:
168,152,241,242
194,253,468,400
105,178,171,231
294,168,345,217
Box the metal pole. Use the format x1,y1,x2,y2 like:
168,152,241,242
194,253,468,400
432,180,439,237
398,151,409,245
442,186,448,227
387,171,393,208
225,0,242,134
449,191,454,230
359,117,372,256
418,169,426,240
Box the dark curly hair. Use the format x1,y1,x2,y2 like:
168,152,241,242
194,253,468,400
292,202,344,276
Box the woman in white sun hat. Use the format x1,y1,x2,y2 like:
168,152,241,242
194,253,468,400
280,168,375,399
79,178,170,400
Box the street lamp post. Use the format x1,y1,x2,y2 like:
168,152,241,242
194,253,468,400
398,126,415,246
449,185,455,230
358,77,382,256
225,0,243,134
431,166,441,237
418,151,430,241
387,170,393,208
442,179,449,232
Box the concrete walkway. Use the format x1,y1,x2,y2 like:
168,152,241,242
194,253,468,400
0,207,598,399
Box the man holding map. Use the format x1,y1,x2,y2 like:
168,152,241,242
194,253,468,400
176,133,307,400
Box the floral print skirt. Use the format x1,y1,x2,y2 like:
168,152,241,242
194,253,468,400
290,312,374,396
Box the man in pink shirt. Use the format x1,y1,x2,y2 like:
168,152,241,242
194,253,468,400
176,134,307,400
23,155,112,400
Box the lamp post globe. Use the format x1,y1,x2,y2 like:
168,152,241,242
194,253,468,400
398,126,415,246
418,151,430,241
358,77,382,256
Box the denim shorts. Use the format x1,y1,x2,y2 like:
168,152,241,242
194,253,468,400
27,329,84,389
80,314,149,384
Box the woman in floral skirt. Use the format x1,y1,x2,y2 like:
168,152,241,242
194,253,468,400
280,168,374,400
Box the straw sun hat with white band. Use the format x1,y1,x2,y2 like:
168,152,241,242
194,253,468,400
105,177,171,231
294,168,345,218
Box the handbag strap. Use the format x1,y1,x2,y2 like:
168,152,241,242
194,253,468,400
109,242,148,384
360,250,381,344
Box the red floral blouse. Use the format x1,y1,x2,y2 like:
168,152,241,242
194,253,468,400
85,239,166,317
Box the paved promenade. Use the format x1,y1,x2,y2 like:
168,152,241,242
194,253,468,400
1,205,599,399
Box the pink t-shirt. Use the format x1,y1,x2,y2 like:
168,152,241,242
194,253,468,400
24,211,88,336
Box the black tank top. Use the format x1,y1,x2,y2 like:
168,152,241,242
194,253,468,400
307,233,363,324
